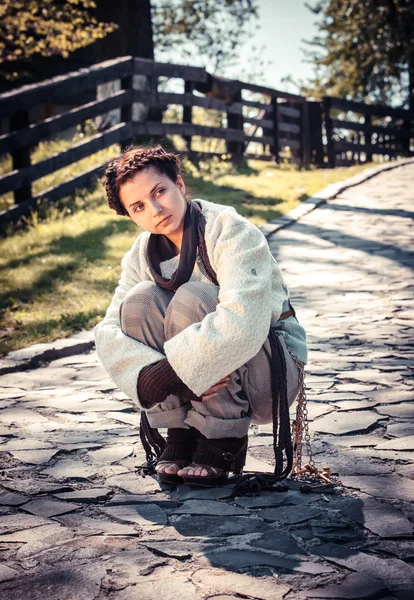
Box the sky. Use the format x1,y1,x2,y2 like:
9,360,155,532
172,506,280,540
231,0,321,93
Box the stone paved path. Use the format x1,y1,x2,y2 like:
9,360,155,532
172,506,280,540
0,163,413,599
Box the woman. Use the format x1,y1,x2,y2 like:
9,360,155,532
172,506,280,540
94,145,307,488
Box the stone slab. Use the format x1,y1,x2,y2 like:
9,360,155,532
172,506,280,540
375,435,414,451
341,475,414,502
21,498,80,518
55,514,140,535
0,565,19,583
205,549,333,574
170,514,269,537
251,529,306,555
100,503,167,526
0,513,51,533
386,422,414,437
105,472,162,494
53,487,113,503
9,449,59,464
177,483,235,501
257,505,323,524
87,445,133,464
311,410,380,435
311,543,414,592
339,496,414,538
41,459,98,480
173,499,248,516
304,572,387,599
0,490,28,506
0,562,107,600
108,493,179,508
376,403,414,418
192,568,290,600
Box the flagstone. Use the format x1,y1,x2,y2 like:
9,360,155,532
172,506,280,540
100,503,167,526
310,410,380,435
205,548,333,574
55,514,140,535
341,475,414,502
42,459,98,480
0,565,19,583
375,435,414,451
10,449,60,464
376,403,414,418
88,445,133,464
54,487,113,503
22,497,80,518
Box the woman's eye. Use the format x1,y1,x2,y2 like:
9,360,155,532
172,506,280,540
134,203,144,212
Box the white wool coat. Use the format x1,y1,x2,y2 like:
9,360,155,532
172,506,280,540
94,199,291,408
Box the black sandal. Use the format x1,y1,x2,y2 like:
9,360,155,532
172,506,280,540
156,427,199,484
181,433,248,487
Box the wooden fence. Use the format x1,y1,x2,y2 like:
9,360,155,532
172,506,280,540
323,97,412,167
0,56,412,225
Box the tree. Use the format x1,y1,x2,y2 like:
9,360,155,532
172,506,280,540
299,0,414,109
152,0,258,76
0,0,259,87
0,0,117,82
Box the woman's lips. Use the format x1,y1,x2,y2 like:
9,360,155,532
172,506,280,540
157,215,171,227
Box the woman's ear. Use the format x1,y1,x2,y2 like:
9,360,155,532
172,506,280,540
177,175,186,196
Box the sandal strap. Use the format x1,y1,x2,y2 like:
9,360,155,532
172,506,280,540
206,444,246,471
191,434,248,473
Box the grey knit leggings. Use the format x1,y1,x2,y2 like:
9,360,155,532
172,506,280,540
121,280,300,439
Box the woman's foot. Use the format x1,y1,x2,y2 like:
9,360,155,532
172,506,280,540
154,427,199,484
155,460,188,476
177,464,224,477
177,434,248,487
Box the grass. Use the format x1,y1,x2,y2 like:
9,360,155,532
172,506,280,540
0,136,373,355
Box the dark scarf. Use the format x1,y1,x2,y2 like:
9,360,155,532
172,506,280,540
147,200,218,291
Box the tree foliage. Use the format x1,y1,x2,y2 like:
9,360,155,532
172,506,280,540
152,0,258,75
0,0,117,81
0,0,260,84
301,0,414,108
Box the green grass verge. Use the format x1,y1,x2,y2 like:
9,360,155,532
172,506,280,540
0,147,372,355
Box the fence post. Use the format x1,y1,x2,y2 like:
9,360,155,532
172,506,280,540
402,117,411,156
270,97,279,163
120,74,134,150
307,101,324,167
301,100,311,168
364,114,373,162
322,97,335,168
183,80,194,151
10,110,32,205
226,90,244,161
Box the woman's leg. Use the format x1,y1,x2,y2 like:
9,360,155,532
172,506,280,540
164,281,252,439
120,281,191,430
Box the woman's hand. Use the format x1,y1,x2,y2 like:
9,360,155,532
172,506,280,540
201,376,231,401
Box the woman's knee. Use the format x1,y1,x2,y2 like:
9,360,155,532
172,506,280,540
120,281,171,337
165,281,219,339
171,281,219,316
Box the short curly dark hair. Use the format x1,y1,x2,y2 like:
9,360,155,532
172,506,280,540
104,145,183,216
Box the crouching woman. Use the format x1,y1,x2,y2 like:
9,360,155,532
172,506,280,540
94,145,307,487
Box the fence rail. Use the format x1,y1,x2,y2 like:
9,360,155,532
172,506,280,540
0,55,413,225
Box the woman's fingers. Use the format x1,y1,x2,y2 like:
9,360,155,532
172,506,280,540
201,377,231,401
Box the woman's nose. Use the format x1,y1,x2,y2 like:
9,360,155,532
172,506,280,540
151,201,162,216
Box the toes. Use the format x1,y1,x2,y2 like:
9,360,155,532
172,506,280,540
164,463,178,475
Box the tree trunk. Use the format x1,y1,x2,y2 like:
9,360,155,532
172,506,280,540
93,0,154,61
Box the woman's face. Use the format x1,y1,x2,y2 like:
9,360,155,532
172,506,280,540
119,167,187,249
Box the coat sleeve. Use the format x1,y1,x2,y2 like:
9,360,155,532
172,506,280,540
94,240,165,408
164,211,280,396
